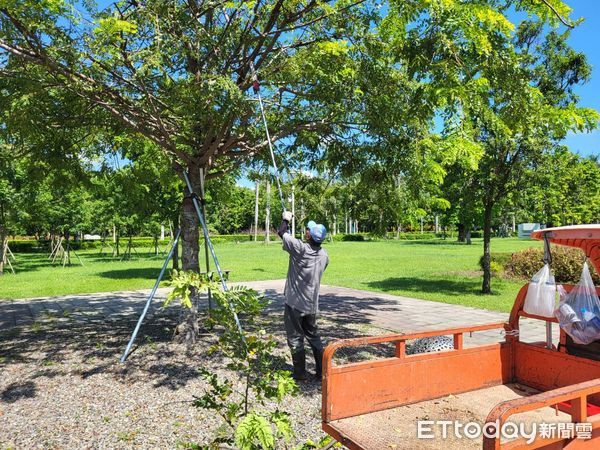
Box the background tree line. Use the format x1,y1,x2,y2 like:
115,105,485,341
1,0,599,294
1,143,598,243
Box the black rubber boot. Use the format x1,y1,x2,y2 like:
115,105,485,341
291,350,309,381
312,346,324,381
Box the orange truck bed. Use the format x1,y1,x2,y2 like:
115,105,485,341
322,284,600,449
323,225,600,449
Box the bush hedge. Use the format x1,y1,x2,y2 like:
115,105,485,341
9,231,453,251
480,248,600,284
398,232,438,240
479,252,513,274
383,232,443,240
7,238,175,253
505,247,600,284
340,233,366,242
9,234,280,252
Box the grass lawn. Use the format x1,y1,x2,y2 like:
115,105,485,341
0,238,541,312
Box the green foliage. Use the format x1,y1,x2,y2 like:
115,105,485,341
1,238,542,312
479,253,513,274
1,0,599,268
165,270,211,308
506,246,600,284
299,435,340,449
340,234,366,242
164,270,304,448
512,149,600,226
94,17,138,38
489,261,505,278
394,232,439,240
234,413,274,450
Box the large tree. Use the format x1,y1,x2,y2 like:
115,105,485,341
468,23,598,293
0,0,381,272
1,0,595,294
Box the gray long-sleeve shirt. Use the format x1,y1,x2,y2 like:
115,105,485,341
280,230,329,315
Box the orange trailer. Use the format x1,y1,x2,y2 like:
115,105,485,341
322,225,600,449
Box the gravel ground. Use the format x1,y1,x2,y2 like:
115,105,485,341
0,298,389,449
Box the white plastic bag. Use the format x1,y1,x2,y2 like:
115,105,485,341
523,264,556,318
555,262,600,345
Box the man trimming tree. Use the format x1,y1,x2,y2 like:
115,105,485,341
278,211,329,382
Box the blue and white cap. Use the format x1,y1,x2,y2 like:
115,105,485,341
306,221,327,244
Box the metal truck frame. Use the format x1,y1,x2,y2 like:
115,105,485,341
322,225,600,449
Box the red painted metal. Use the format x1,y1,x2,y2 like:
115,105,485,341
558,401,600,418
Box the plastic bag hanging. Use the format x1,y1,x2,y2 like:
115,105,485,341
555,261,600,345
523,264,556,318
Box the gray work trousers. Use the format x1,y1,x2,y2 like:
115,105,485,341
283,304,324,373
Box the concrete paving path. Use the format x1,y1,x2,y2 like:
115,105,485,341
0,280,556,346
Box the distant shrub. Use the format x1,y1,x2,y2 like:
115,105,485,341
506,246,600,284
8,240,46,252
479,252,512,278
489,261,505,278
341,233,366,242
479,253,512,271
9,238,177,253
399,232,438,240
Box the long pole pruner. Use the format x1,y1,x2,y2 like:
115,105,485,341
250,61,287,214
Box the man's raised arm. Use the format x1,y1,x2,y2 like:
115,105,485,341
278,211,293,238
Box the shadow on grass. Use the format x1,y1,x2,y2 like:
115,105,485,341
0,253,57,274
98,268,161,279
367,276,486,297
8,250,168,271
391,239,475,246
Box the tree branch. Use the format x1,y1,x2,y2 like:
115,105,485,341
538,0,575,28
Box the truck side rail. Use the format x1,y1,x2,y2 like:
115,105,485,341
483,378,600,450
323,321,509,363
323,321,510,422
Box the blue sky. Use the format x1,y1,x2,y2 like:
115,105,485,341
559,0,599,157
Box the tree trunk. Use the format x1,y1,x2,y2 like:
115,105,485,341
181,168,201,273
253,181,259,242
265,179,271,243
65,231,71,265
332,211,336,236
481,202,493,294
0,202,5,275
176,166,203,346
172,215,180,270
457,223,466,243
0,234,6,276
198,168,211,276
291,185,296,237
